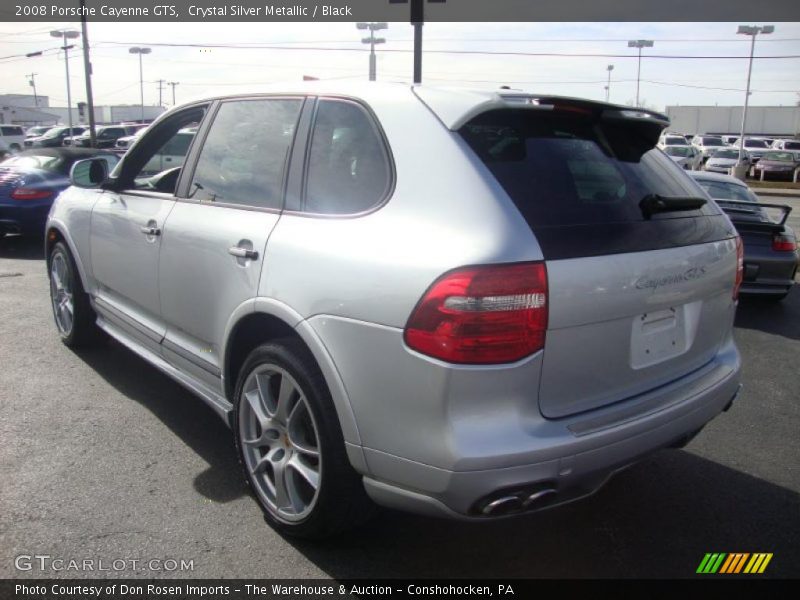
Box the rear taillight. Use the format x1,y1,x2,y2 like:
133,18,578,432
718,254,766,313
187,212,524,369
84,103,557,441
733,236,744,301
10,187,53,200
772,233,797,252
404,262,548,364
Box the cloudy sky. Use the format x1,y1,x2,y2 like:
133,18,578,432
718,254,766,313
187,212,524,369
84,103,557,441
1,21,799,111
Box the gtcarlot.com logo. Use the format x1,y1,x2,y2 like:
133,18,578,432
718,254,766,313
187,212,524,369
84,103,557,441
15,555,194,573
696,552,773,574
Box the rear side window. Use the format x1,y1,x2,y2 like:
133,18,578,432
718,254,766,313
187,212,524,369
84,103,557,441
303,99,391,215
460,109,732,258
190,98,302,210
1,126,22,136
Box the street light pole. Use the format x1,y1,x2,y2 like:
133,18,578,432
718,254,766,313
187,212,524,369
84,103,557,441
129,47,152,122
50,29,80,132
628,39,653,107
736,25,774,166
605,64,614,102
357,22,387,81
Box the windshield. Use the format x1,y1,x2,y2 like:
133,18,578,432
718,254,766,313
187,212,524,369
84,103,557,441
782,141,800,150
762,152,795,162
42,127,67,139
663,137,687,145
665,147,692,157
701,137,724,145
744,139,768,148
712,149,741,159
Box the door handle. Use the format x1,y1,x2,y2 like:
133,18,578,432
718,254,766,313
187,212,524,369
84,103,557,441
140,225,161,236
228,246,258,260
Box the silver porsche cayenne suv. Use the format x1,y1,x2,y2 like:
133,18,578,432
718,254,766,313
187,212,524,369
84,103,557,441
46,83,743,538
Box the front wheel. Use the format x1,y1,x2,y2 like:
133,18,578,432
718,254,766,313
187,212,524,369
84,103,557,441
49,241,103,347
233,339,374,538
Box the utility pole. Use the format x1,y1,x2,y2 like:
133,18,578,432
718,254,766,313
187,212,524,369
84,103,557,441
605,64,614,102
26,73,38,106
80,0,96,147
390,0,446,85
156,79,165,107
168,81,179,105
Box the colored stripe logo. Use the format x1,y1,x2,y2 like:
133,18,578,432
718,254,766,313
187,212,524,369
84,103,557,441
697,553,773,574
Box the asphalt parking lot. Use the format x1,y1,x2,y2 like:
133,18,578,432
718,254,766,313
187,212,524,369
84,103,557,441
1,207,798,579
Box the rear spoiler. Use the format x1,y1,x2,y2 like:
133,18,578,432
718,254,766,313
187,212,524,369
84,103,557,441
413,87,670,133
714,198,791,228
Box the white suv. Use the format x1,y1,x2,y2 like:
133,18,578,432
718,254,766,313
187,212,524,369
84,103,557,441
0,125,25,153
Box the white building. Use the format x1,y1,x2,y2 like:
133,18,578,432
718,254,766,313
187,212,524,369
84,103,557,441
0,93,165,126
665,105,800,137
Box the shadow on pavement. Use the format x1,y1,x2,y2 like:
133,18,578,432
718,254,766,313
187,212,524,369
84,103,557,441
0,234,45,261
286,450,799,579
735,289,800,341
73,339,248,504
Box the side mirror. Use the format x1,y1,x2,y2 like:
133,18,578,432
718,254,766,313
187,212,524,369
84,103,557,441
70,158,108,188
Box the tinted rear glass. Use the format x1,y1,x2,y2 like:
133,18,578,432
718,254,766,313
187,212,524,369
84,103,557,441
459,110,720,229
702,137,724,145
459,110,732,259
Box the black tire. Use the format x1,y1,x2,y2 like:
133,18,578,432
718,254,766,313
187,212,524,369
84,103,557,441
48,241,104,347
9,143,21,152
233,338,374,539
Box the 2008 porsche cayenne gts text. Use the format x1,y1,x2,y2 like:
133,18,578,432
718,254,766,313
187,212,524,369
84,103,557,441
46,83,742,538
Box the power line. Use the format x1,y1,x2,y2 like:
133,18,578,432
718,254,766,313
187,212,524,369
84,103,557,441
92,41,800,59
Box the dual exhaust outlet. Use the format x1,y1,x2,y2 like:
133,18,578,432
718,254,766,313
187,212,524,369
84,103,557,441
479,486,558,517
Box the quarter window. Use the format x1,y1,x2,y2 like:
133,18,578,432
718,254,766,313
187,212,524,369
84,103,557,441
189,99,302,210
304,99,390,215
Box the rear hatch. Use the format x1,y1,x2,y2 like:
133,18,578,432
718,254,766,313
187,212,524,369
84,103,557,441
455,98,737,418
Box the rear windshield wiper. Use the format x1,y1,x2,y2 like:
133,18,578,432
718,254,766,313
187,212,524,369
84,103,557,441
639,194,707,220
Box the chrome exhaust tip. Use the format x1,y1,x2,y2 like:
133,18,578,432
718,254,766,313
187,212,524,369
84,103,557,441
481,495,523,516
523,487,558,508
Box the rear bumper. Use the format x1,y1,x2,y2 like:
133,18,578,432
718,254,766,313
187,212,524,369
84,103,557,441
361,339,740,519
0,202,52,236
309,314,741,520
741,246,798,295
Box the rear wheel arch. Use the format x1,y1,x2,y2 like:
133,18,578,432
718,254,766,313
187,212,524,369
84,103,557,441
223,309,364,450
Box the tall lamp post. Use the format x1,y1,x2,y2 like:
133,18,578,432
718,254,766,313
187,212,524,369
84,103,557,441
628,39,654,107
736,25,774,168
129,47,152,122
605,64,614,102
50,29,80,132
356,22,387,81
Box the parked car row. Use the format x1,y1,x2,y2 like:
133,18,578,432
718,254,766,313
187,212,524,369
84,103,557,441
19,123,148,150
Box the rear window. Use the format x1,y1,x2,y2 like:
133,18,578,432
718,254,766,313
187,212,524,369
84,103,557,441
744,139,768,148
459,110,732,258
702,137,724,145
665,146,692,157
459,110,720,229
694,179,758,202
782,141,800,150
